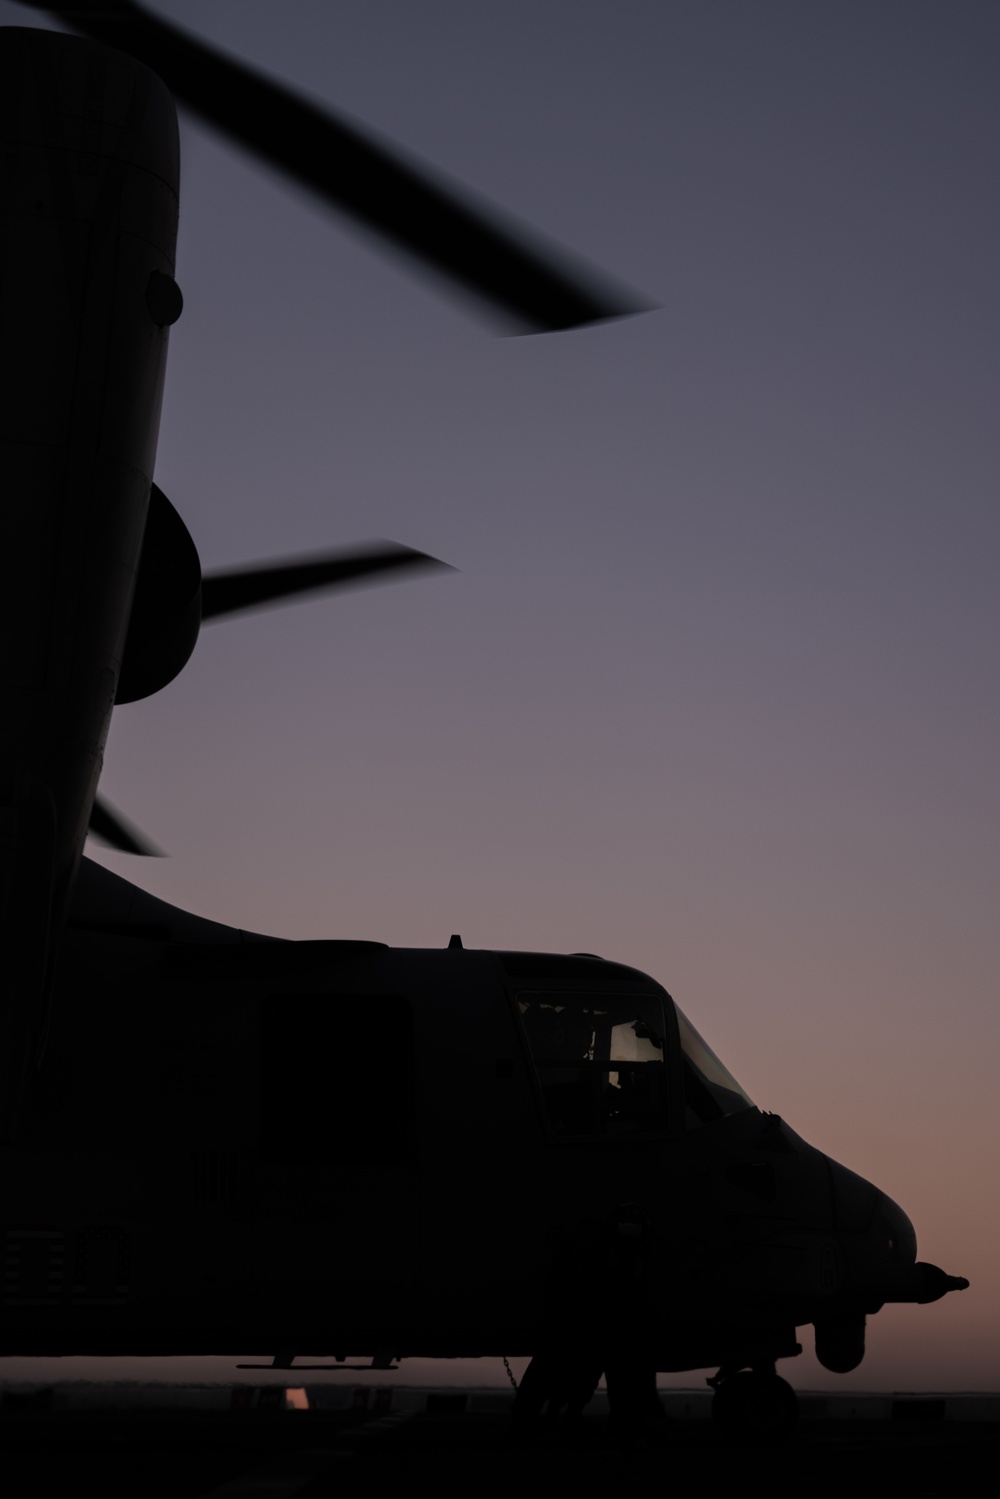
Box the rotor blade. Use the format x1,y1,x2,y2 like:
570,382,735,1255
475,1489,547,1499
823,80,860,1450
200,542,452,622
34,2,649,331
88,794,163,857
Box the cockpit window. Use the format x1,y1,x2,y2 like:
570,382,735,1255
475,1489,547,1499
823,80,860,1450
517,992,669,1139
674,1003,754,1127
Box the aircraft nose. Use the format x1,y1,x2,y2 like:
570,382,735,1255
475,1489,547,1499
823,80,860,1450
866,1193,968,1303
873,1189,918,1267
824,1158,918,1282
816,1154,966,1307
825,1155,880,1234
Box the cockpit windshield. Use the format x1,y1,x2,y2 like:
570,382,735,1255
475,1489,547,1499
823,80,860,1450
674,1003,754,1128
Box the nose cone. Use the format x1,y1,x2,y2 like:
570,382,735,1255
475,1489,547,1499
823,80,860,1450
825,1157,918,1290
824,1165,966,1304
874,1190,918,1267
872,1194,969,1304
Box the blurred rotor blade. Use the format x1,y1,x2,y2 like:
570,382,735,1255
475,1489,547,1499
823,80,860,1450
88,794,163,857
201,541,451,622
35,1,650,331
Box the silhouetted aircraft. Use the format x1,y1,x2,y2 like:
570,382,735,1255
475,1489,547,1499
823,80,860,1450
0,4,965,1436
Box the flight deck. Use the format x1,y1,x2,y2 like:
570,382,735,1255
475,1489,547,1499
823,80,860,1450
1,1385,997,1498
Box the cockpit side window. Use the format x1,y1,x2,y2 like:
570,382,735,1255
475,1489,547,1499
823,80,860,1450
674,1003,754,1128
516,991,670,1140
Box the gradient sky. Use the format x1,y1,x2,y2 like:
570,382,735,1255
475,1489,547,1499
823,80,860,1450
2,0,997,1392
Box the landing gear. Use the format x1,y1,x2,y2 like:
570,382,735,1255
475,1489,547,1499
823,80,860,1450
510,1348,669,1446
709,1368,798,1439
508,1347,603,1440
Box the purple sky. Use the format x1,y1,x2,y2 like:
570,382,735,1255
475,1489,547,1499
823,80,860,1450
2,1,998,1391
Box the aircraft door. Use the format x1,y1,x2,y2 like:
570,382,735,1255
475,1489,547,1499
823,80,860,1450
253,991,418,1324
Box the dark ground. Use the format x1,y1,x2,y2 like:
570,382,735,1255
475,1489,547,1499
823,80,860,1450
1,1404,997,1497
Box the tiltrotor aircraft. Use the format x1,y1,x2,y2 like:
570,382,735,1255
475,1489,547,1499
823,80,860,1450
0,3,966,1432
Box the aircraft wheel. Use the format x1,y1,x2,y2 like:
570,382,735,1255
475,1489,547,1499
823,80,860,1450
710,1371,798,1440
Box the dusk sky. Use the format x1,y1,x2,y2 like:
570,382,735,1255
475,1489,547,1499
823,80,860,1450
2,1,997,1392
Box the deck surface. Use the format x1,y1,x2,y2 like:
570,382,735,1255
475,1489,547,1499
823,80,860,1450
2,1399,997,1497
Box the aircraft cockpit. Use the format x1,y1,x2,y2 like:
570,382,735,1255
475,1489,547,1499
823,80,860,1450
516,992,670,1138
515,987,754,1139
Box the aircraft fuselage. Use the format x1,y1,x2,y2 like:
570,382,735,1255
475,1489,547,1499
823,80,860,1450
0,864,965,1374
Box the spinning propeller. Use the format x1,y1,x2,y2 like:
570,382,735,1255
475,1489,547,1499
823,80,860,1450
23,1,649,331
199,542,450,623
90,539,452,855
19,3,649,850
